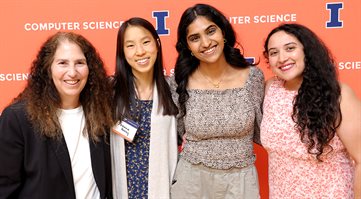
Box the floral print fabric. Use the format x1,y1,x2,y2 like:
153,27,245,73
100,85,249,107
260,78,354,199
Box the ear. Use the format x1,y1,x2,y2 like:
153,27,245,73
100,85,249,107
157,38,161,47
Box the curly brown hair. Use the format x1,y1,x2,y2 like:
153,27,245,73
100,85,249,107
15,32,114,141
264,23,342,161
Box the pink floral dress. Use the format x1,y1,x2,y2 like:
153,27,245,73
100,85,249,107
260,78,354,199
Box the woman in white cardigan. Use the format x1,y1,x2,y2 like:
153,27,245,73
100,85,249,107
110,17,179,199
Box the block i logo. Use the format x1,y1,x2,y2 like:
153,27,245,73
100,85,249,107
326,2,343,28
152,11,170,35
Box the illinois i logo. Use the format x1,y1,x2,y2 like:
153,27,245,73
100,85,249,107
326,2,343,28
152,10,170,35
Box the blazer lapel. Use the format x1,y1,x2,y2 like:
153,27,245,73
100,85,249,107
90,138,107,198
49,137,76,197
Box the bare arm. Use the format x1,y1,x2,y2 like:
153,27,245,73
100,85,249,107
337,83,361,198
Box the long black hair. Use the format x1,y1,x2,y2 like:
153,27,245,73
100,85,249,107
113,17,178,121
175,3,253,119
264,23,342,161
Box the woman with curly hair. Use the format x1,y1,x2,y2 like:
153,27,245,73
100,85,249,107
169,3,264,198
261,23,361,198
0,32,114,199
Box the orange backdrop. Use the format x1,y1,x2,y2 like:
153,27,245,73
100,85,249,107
1,0,360,198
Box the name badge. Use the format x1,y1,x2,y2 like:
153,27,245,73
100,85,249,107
112,118,139,142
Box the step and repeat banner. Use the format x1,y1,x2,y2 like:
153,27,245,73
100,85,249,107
1,0,360,198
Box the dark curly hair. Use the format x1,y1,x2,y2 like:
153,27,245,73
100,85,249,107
263,23,342,161
175,3,253,121
16,32,114,141
112,17,178,122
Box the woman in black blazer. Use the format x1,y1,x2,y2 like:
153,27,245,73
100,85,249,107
0,32,114,199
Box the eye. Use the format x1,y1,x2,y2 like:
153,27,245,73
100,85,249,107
57,60,68,66
143,40,151,45
268,50,278,57
286,46,296,51
125,44,134,48
207,27,217,35
188,35,199,42
76,60,87,67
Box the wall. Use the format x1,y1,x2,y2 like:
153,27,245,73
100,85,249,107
1,0,360,198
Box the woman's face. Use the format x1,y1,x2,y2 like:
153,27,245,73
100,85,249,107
123,25,158,78
51,40,89,109
267,30,305,89
186,16,225,64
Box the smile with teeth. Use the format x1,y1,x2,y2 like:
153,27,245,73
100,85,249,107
64,80,79,85
202,46,216,55
279,63,294,71
136,57,149,65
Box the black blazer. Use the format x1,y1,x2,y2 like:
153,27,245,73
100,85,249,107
0,102,113,199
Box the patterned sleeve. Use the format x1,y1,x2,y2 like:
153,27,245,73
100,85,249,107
251,66,265,145
166,76,185,144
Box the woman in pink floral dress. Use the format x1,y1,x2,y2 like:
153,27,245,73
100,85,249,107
260,23,361,198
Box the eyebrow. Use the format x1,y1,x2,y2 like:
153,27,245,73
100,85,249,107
187,24,217,39
284,42,297,46
54,58,86,62
125,35,151,43
268,42,297,51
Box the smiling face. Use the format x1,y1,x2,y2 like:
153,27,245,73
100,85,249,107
51,40,89,109
267,30,305,90
123,25,158,78
186,16,225,65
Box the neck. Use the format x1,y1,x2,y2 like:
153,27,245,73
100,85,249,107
197,57,230,88
134,74,154,100
61,98,81,109
198,54,229,78
284,77,303,91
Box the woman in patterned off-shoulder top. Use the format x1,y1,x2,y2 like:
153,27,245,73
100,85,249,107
261,23,361,198
169,4,265,199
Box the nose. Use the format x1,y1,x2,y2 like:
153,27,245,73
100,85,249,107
278,50,288,63
135,44,146,56
200,36,211,48
67,65,77,77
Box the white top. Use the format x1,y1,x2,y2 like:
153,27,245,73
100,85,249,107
58,106,100,199
111,83,178,199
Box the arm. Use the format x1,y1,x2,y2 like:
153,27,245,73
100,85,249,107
253,67,265,145
336,83,361,198
253,74,276,145
166,75,186,147
0,105,24,198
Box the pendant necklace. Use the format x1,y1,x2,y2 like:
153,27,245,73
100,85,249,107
198,68,226,88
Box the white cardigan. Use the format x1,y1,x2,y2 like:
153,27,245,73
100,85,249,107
111,84,178,199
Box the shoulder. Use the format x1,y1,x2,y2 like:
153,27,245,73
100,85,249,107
248,66,265,87
0,101,30,131
0,100,30,138
339,83,361,111
166,75,177,90
250,66,265,79
265,76,278,94
340,83,359,100
1,101,27,118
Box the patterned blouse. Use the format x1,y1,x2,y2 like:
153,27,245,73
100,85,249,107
260,78,354,198
125,99,153,199
169,66,264,169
